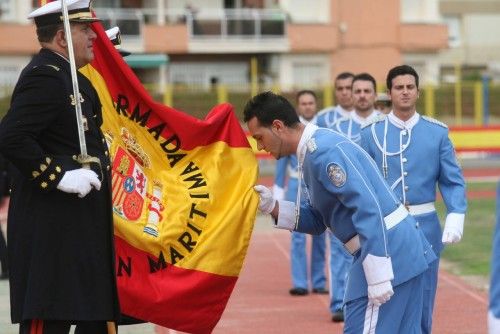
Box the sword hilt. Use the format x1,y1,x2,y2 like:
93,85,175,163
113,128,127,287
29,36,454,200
75,154,103,179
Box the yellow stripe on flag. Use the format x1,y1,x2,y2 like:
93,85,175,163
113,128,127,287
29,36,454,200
80,64,258,277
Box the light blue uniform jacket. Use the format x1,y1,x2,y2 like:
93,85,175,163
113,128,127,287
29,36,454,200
332,111,381,144
295,126,436,303
315,105,350,129
359,113,467,253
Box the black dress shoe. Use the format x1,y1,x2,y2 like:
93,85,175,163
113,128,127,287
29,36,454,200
289,287,308,296
331,310,344,322
312,287,329,294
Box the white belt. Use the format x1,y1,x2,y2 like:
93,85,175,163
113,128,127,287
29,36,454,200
384,204,408,230
407,202,435,216
343,204,409,255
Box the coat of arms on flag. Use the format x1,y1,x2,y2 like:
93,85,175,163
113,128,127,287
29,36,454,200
109,128,164,237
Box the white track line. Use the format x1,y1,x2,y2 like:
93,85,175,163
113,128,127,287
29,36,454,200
439,272,488,305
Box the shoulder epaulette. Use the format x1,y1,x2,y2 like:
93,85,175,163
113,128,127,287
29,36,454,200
306,138,317,153
421,115,448,129
361,114,386,129
45,64,60,71
316,106,336,117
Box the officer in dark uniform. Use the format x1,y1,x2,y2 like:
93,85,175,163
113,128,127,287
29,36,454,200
0,1,119,333
0,153,8,280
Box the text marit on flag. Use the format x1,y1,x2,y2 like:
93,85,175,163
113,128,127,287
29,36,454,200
106,93,211,272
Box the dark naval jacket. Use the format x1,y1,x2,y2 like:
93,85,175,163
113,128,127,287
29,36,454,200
0,48,119,323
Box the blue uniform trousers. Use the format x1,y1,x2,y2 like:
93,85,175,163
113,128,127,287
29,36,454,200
422,257,439,334
344,273,424,334
413,211,442,334
291,231,327,289
328,232,352,313
287,177,327,290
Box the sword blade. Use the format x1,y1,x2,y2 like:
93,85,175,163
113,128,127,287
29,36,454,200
61,0,88,161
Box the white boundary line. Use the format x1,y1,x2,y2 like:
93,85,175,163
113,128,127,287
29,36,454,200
439,272,488,305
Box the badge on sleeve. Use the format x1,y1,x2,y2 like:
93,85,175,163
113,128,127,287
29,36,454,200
327,163,346,187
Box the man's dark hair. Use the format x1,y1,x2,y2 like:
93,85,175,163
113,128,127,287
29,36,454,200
243,91,300,127
335,72,355,82
36,23,63,43
296,90,317,102
386,65,419,90
352,72,377,92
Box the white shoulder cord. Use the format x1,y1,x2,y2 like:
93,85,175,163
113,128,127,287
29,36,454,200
371,118,412,193
295,146,307,230
347,117,353,139
333,116,351,138
325,111,336,128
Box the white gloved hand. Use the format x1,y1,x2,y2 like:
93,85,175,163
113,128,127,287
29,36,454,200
57,168,101,198
442,216,464,244
367,280,394,306
272,185,285,201
254,185,276,214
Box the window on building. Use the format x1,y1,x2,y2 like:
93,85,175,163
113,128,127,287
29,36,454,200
292,62,327,88
282,0,329,24
443,16,461,48
0,0,15,21
401,0,439,23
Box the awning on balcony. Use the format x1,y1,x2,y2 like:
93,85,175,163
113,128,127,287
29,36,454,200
125,54,169,68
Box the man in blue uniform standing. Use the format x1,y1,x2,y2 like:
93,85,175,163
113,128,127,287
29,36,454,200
246,91,435,333
273,90,328,296
316,72,355,129
315,71,355,322
332,73,381,144
360,65,467,334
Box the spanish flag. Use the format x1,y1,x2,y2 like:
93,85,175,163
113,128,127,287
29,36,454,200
78,20,258,334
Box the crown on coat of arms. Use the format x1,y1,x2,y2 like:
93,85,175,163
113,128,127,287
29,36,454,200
121,127,151,168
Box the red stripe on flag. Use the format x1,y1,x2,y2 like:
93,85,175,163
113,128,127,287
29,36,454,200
111,173,126,207
89,23,251,151
115,237,237,334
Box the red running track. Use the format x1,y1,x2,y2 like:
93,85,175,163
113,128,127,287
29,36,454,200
212,221,487,333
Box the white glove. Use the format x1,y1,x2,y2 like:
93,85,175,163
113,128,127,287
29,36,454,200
272,185,285,201
254,185,276,214
442,214,464,244
367,280,394,306
57,168,101,198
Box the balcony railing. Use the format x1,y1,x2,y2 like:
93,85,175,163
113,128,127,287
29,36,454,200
183,9,287,39
94,7,287,40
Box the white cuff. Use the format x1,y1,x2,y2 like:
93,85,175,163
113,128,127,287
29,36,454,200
444,212,465,236
489,310,500,334
272,185,285,201
362,254,394,285
275,200,296,231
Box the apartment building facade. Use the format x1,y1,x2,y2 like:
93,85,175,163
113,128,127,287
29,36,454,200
0,0,489,94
